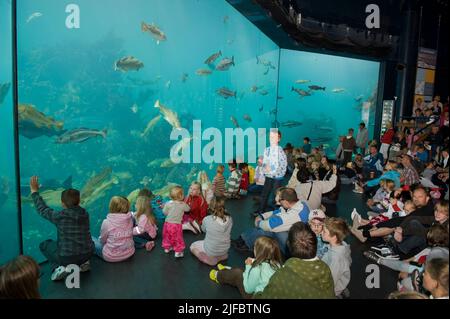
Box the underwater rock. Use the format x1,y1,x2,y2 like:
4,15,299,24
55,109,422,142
18,103,65,139
0,82,11,104
114,56,144,72
55,128,107,144
141,22,167,44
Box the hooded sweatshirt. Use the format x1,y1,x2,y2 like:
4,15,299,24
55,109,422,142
201,215,233,257
321,241,352,296
99,212,135,262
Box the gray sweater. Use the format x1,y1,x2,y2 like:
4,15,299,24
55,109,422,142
201,215,233,257
321,241,352,296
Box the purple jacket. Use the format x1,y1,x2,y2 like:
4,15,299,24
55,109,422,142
99,212,135,262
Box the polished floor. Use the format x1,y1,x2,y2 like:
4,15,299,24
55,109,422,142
39,185,398,299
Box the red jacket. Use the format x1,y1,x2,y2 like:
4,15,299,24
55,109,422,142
381,128,395,144
185,195,208,225
239,172,249,191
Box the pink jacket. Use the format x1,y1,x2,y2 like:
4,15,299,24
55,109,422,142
99,212,135,262
132,213,157,239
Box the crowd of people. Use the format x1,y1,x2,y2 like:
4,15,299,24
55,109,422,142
0,98,448,299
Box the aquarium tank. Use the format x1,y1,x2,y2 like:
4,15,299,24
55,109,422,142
1,0,379,263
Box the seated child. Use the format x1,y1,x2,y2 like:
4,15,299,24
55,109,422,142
321,217,352,298
132,196,157,251
238,163,250,196
0,255,41,299
162,186,190,258
183,181,208,234
29,176,94,281
93,196,135,263
248,156,265,194
212,164,226,197
308,209,328,259
224,160,242,199
366,179,396,215
190,197,232,266
138,188,166,221
415,145,429,163
197,171,214,205
210,236,282,299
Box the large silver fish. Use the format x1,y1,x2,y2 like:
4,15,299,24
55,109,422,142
216,87,236,99
215,56,235,71
154,100,181,130
141,22,167,44
56,128,107,144
281,120,302,128
114,56,144,72
204,51,222,65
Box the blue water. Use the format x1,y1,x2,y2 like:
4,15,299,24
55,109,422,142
0,0,379,263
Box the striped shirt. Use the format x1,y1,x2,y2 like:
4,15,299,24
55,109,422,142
213,174,226,196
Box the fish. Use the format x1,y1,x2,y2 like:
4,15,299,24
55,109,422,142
154,183,180,198
196,68,212,76
291,87,311,97
18,104,65,139
256,56,276,69
259,90,269,96
332,88,345,93
243,114,252,122
131,103,139,113
114,171,133,180
216,87,236,99
55,128,107,144
215,56,235,71
161,158,176,168
315,126,334,132
107,155,137,166
147,158,166,168
22,188,64,207
181,73,188,83
308,85,326,91
0,82,11,104
81,167,118,206
258,105,264,112
154,100,182,130
26,12,42,24
141,21,167,44
281,120,302,128
295,80,310,84
230,116,239,128
20,175,72,196
204,51,222,65
141,114,161,137
139,176,152,187
127,188,141,205
114,56,144,72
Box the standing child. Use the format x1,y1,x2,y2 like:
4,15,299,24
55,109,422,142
210,236,283,299
239,163,250,196
321,217,352,298
132,196,157,251
224,160,242,199
190,197,233,266
163,186,190,258
183,181,208,234
93,196,135,263
212,164,226,198
29,176,94,281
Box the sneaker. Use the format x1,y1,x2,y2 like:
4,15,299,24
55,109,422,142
145,241,155,252
164,248,173,253
79,261,91,273
352,185,363,194
51,266,69,281
209,269,219,283
217,263,231,271
182,222,198,234
174,252,184,258
350,227,367,243
351,209,361,223
363,250,381,264
370,246,399,259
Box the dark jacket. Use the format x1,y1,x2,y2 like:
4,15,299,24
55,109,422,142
400,201,435,237
32,192,94,257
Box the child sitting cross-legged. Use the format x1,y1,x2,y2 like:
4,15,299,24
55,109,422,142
209,236,282,298
132,196,157,251
190,197,232,266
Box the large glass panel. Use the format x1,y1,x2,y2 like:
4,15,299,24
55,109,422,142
0,0,21,264
278,49,380,156
16,0,279,261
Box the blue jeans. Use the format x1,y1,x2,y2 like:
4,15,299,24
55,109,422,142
92,236,104,258
241,228,289,256
258,177,283,212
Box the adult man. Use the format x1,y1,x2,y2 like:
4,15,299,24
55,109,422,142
233,188,309,256
356,122,369,155
362,145,384,178
255,129,287,215
254,222,335,299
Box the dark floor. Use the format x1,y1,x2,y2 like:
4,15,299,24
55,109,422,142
39,185,398,299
